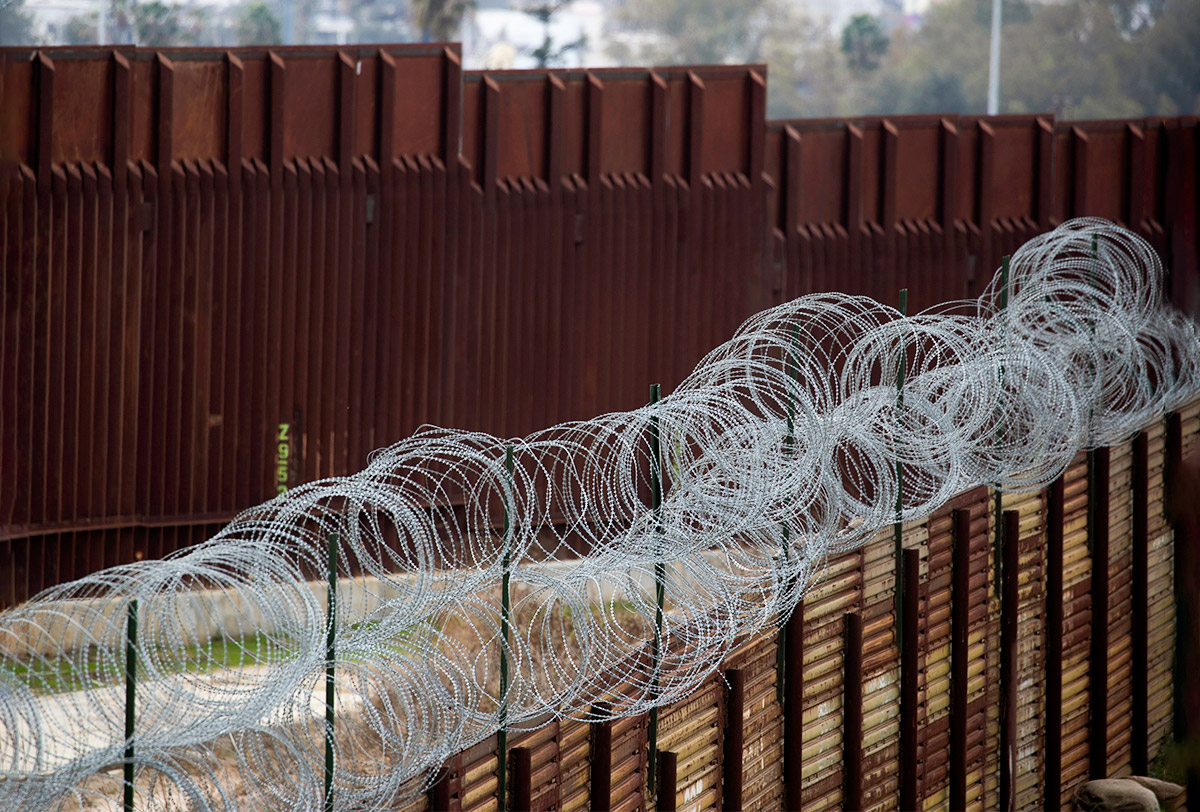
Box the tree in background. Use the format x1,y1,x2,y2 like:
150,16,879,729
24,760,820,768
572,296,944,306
841,14,888,74
1129,0,1200,116
410,0,472,42
236,1,281,44
611,0,1199,120
519,1,585,68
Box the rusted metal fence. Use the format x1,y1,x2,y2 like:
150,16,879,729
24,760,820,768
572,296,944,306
1,45,1198,611
393,404,1197,812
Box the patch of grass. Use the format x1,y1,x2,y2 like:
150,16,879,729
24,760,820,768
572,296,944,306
0,632,299,696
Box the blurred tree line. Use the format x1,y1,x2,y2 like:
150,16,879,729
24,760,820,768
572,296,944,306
611,0,1200,120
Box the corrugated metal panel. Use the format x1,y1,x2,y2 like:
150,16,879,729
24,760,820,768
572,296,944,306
726,636,783,811
1000,487,1046,811
1059,453,1092,807
610,711,649,812
658,673,721,812
1106,442,1135,777
557,719,590,812
919,508,953,811
1145,419,1175,768
862,528,899,812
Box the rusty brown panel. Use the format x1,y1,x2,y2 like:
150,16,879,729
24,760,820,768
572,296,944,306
392,55,446,159
50,58,112,165
596,76,649,177
690,70,753,176
476,74,547,181
279,56,335,160
1074,121,1131,224
0,54,35,167
167,59,225,163
970,116,1043,224
887,116,941,223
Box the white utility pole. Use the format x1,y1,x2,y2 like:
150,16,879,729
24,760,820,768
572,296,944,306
987,0,1002,114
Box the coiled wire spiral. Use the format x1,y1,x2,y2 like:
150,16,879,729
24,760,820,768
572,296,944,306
1,218,1197,810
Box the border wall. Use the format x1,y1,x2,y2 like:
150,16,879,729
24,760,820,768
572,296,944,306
2,46,1198,605
393,404,1199,812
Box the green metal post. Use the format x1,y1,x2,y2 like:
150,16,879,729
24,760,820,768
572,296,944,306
124,598,137,812
499,444,514,812
325,532,337,812
894,289,908,640
648,384,663,796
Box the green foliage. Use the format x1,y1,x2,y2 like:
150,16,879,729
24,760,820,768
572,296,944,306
841,14,889,73
236,1,282,45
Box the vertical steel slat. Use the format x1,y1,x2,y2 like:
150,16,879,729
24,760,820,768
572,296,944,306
1088,445,1111,779
657,750,678,812
900,546,920,812
93,157,116,537
196,162,216,517
1131,430,1149,774
590,702,612,812
844,611,864,812
950,507,971,812
784,597,804,810
1045,476,1065,810
511,746,532,812
1000,509,1020,812
722,668,745,812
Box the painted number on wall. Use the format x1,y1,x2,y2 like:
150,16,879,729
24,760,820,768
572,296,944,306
276,423,291,494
